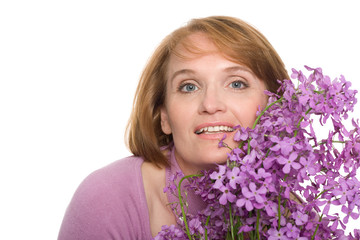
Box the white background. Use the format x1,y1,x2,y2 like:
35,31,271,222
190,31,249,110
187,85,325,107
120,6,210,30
1,0,359,239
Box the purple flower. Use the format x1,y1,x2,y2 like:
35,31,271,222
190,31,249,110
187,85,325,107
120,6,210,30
256,168,271,179
277,152,301,174
332,182,352,205
219,183,236,205
156,66,360,239
350,229,360,239
153,225,184,240
270,136,299,156
317,196,340,216
238,225,253,233
226,167,243,189
163,171,184,194
298,156,317,181
262,176,276,193
209,165,226,189
244,182,267,204
228,147,244,162
268,227,289,240
263,156,276,169
341,205,359,224
233,126,250,141
263,200,277,217
241,148,257,164
284,223,301,238
189,218,204,235
236,195,254,212
218,133,227,148
292,210,308,226
236,182,266,211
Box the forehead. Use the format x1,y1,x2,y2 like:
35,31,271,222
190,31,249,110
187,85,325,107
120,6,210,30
172,32,219,58
165,32,262,84
167,32,243,71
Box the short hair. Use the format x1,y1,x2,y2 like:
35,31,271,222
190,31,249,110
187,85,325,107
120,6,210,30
126,16,289,167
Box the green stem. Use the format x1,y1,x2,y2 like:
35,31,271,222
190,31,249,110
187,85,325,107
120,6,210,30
204,215,211,240
277,193,281,230
247,139,251,155
229,203,235,240
238,217,244,240
311,214,323,240
256,209,261,240
314,140,346,148
314,189,329,200
247,97,284,155
178,174,202,240
277,174,288,230
252,97,284,129
294,107,312,137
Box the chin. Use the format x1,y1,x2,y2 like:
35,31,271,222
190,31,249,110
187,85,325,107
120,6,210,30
203,148,230,165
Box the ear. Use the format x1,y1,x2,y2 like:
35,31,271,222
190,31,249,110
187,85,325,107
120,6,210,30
160,106,172,135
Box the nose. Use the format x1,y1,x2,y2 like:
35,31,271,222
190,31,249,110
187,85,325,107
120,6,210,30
198,86,226,114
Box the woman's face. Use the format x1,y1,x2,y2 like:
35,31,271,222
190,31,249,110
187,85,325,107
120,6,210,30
161,33,267,175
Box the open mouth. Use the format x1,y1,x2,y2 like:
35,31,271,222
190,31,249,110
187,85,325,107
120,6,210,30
195,125,234,135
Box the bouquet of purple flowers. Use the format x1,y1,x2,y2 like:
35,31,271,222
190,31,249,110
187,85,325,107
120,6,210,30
155,66,360,240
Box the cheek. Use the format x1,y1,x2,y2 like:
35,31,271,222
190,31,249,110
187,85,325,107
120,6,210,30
232,96,267,127
165,107,186,133
261,95,269,109
252,89,269,112
166,97,196,125
169,110,192,133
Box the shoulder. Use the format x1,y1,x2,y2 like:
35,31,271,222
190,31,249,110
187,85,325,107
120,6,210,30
74,156,145,203
58,156,152,240
87,155,144,187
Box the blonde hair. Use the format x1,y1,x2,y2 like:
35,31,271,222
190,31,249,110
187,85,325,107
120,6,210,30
126,16,289,167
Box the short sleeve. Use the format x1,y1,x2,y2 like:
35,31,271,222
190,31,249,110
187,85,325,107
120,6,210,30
58,156,152,240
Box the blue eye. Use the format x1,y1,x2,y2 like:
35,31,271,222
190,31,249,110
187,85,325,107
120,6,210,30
230,81,246,89
180,83,198,92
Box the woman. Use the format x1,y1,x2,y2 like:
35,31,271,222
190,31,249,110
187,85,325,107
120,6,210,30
58,16,289,239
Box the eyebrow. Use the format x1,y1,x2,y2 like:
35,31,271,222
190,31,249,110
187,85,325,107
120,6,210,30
170,65,253,82
169,69,196,82
223,66,252,74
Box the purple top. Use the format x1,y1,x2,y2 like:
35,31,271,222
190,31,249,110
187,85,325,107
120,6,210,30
166,146,207,217
58,146,206,239
58,156,152,239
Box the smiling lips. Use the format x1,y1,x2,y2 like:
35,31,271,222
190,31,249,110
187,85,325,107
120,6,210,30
195,125,234,134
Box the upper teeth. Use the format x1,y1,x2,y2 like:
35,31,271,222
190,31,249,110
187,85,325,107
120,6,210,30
195,125,234,134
